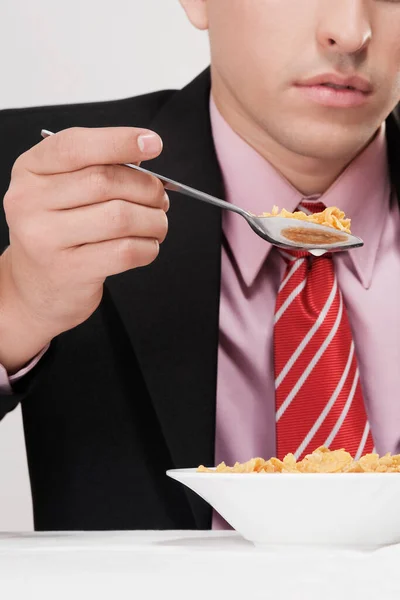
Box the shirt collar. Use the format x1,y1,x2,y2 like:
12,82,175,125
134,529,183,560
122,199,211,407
209,93,391,289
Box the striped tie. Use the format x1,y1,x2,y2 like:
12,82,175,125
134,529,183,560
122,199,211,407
274,200,374,460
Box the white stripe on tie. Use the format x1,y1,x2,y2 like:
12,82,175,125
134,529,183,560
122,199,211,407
278,258,305,293
276,293,344,422
275,278,338,389
279,249,301,262
299,206,312,215
324,368,360,448
274,278,307,324
293,341,355,459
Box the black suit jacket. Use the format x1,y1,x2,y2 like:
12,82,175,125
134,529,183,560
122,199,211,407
0,68,400,531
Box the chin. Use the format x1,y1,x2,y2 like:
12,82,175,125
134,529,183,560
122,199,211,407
274,120,373,162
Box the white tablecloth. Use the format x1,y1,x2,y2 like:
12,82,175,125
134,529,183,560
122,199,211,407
1,530,400,599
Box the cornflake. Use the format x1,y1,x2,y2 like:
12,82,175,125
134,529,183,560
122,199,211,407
197,446,400,474
260,205,351,233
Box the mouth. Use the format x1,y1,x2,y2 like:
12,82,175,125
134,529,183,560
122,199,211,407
294,74,373,108
296,73,373,93
318,83,359,91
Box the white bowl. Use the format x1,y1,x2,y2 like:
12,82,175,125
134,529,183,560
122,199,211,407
166,469,400,549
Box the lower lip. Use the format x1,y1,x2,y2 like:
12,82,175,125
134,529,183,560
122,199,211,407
295,84,370,108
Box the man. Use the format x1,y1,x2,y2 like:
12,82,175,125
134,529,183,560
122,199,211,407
0,0,399,531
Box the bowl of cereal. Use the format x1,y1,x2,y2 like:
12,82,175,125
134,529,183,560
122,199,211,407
166,447,400,550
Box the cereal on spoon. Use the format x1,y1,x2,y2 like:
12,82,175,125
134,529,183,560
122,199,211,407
261,205,351,233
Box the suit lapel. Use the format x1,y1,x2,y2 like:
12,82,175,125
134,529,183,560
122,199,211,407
106,68,224,527
386,104,400,201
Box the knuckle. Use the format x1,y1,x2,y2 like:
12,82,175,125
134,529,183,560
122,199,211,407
147,175,165,205
116,237,138,268
4,174,49,225
11,153,28,176
110,130,126,162
117,238,159,270
3,184,29,226
105,199,129,235
88,165,114,198
54,127,81,165
143,239,160,265
65,126,82,136
3,189,17,223
157,210,169,243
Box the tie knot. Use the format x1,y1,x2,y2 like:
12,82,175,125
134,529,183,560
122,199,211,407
279,250,333,268
279,248,310,264
298,198,326,215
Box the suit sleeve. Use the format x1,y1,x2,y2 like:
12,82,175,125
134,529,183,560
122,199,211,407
0,342,55,421
0,110,47,421
0,345,49,394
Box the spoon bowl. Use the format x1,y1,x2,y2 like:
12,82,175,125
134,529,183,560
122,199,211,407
248,216,363,256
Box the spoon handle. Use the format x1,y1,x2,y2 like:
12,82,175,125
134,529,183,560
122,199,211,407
40,130,249,219
122,162,249,218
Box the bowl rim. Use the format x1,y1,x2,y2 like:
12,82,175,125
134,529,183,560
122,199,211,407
166,468,400,478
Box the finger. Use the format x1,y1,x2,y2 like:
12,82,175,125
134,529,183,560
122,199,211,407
43,164,169,211
17,127,163,175
56,200,169,247
71,236,160,280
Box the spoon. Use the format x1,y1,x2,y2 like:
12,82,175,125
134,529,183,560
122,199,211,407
41,129,363,256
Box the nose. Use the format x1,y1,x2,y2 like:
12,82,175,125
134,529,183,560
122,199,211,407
317,0,372,55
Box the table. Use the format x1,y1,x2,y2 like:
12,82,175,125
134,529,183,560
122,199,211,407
1,530,400,599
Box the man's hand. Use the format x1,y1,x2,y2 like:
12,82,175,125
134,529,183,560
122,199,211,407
0,127,167,373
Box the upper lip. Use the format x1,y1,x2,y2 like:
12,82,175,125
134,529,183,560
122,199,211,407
296,73,373,93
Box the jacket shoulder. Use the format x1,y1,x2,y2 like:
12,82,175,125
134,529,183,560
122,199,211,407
0,88,175,161
0,88,175,247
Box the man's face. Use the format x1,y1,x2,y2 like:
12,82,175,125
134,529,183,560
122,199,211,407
181,0,400,164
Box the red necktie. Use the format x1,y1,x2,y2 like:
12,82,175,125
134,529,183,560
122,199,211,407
274,200,374,460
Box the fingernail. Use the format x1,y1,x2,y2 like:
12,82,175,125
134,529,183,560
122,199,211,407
163,192,170,212
138,133,163,154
